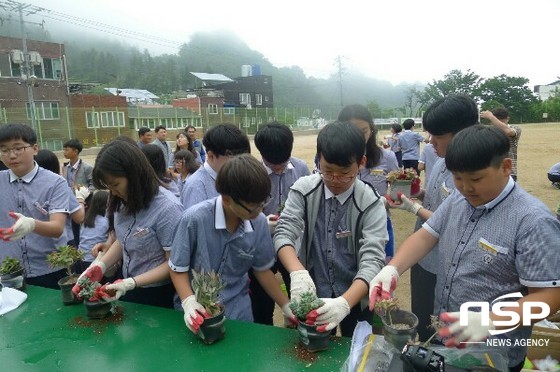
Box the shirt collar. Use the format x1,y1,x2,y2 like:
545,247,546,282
204,161,217,180
324,182,355,205
68,159,81,171
476,176,515,210
262,160,294,175
9,161,39,183
214,196,254,232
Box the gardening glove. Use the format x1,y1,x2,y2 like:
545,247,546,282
281,302,298,328
103,278,136,301
307,296,351,332
267,214,279,235
438,311,495,347
181,295,210,334
289,270,316,303
368,265,399,311
75,186,90,203
72,260,106,297
0,212,35,241
385,193,422,215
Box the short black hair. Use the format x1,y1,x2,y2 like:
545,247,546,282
83,190,109,228
317,121,365,167
254,122,293,164
63,139,83,153
155,125,166,133
215,154,270,204
35,149,60,174
138,127,151,136
491,107,509,120
185,125,196,131
446,125,510,172
203,123,251,157
337,104,382,168
174,150,200,174
402,119,415,130
423,94,479,136
0,123,37,145
390,123,402,133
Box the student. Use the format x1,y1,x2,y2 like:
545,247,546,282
152,125,173,170
180,123,250,208
62,139,94,191
251,122,310,325
387,123,403,168
338,105,398,263
0,124,70,289
137,127,153,149
78,190,110,269
172,150,200,194
418,142,438,181
169,154,294,333
387,94,479,341
274,121,387,336
480,107,521,181
369,125,560,372
399,119,425,175
174,131,202,164
72,140,184,308
186,125,206,163
141,144,181,198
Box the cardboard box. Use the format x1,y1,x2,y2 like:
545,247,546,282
526,326,560,361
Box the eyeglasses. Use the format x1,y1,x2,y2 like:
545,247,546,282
317,170,357,184
232,195,272,214
0,145,32,157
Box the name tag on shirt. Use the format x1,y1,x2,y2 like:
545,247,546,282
440,182,451,199
33,201,49,215
133,227,150,238
336,230,352,239
478,238,498,256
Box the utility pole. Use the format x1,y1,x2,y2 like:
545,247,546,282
335,55,345,109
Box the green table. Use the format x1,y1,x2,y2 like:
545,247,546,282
0,286,350,371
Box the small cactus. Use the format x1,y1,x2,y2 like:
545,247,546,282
289,291,325,321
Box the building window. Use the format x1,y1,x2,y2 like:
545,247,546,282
255,94,263,105
208,103,218,114
223,107,235,115
43,58,63,80
100,111,125,127
26,102,59,120
239,93,250,105
86,112,100,128
264,96,269,102
0,53,10,77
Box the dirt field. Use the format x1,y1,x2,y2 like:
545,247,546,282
79,123,560,324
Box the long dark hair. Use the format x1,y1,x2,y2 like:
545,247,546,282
337,104,382,168
83,190,109,228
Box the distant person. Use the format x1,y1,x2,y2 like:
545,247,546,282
387,123,403,168
174,131,202,164
137,127,153,149
480,107,521,181
78,190,110,270
398,119,425,174
172,150,200,194
141,144,181,199
152,125,173,170
418,142,439,181
186,125,206,163
548,162,560,189
62,138,94,191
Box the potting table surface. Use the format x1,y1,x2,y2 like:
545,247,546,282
0,286,351,371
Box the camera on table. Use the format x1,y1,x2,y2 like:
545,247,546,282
401,344,445,372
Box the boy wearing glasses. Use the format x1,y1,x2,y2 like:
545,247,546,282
169,154,294,333
0,124,70,289
274,121,387,336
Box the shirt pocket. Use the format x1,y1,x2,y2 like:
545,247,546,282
476,237,510,266
129,227,159,251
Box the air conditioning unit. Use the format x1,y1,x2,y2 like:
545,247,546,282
10,49,24,64
29,51,42,66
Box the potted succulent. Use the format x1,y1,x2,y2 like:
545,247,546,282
0,256,25,291
289,291,330,352
374,298,418,351
46,245,85,305
387,168,421,200
191,269,227,344
76,275,112,319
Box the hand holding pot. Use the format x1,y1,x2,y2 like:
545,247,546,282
307,296,350,332
438,311,495,347
182,295,209,334
103,278,136,301
281,303,298,328
72,261,106,297
368,265,399,310
289,270,316,303
385,193,422,215
0,212,35,241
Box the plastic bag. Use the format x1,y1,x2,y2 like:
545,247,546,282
341,321,396,372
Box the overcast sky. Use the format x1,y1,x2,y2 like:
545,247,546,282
19,0,560,87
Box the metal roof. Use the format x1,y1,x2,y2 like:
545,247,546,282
190,72,233,82
105,88,159,99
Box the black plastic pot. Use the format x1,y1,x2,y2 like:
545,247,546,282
0,268,26,291
84,300,112,319
198,308,226,345
296,320,330,352
57,276,82,305
382,309,418,351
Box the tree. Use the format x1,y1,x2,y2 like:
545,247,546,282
478,74,539,123
417,69,483,109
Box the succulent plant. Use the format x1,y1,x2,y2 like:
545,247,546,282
289,291,325,321
191,269,226,317
373,297,400,325
46,245,85,278
0,256,22,275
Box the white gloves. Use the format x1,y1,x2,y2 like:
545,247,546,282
266,214,278,235
439,311,495,347
75,186,90,203
72,261,107,297
0,212,36,241
308,296,351,332
104,278,136,301
281,302,298,327
388,193,422,215
289,270,316,303
182,295,209,334
368,265,399,310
